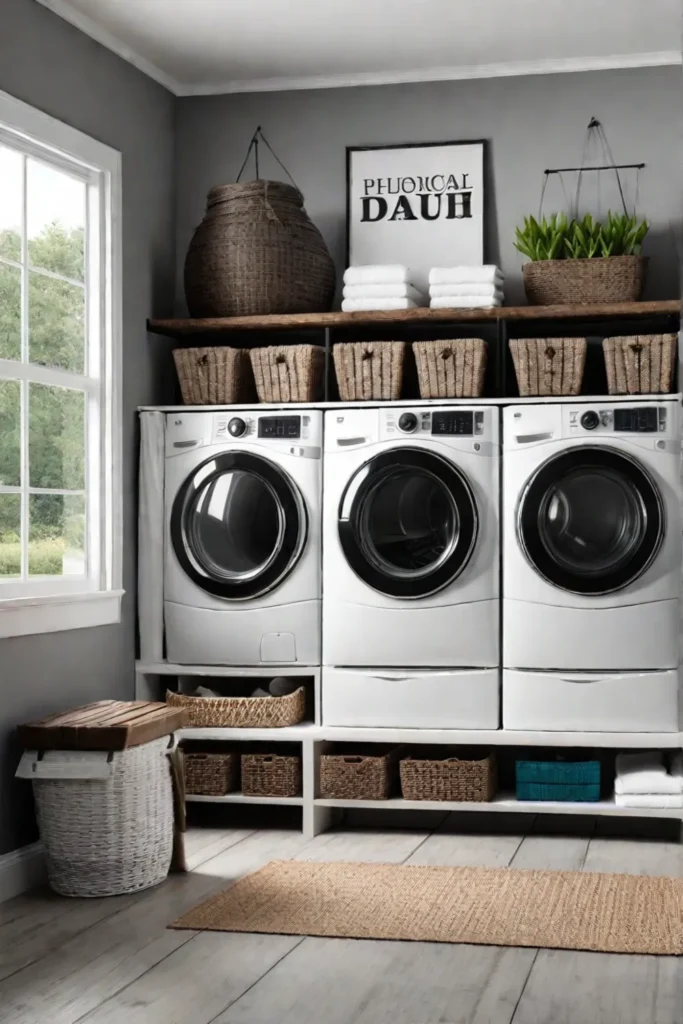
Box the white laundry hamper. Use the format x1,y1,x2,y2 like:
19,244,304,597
18,738,175,897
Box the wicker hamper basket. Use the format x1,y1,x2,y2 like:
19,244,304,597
241,753,302,797
523,255,647,306
184,180,336,318
166,687,306,729
31,738,174,897
413,339,487,399
509,337,586,396
333,342,406,401
400,751,496,802
319,747,401,800
173,347,255,405
250,344,325,402
603,333,676,395
184,751,239,796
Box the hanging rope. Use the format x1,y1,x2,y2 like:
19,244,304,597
235,126,300,190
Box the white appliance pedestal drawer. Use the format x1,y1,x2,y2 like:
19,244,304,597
503,669,680,733
323,667,500,729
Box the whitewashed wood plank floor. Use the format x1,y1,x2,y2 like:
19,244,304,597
0,816,681,1024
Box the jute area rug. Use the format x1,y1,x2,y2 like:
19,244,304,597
171,859,683,955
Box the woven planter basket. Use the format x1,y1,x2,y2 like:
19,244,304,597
32,737,174,897
241,753,302,797
319,747,401,800
413,339,487,398
184,180,336,317
250,344,325,402
333,342,406,401
166,687,306,729
173,347,255,405
523,255,647,306
510,337,586,396
184,751,239,796
603,333,677,395
400,752,496,803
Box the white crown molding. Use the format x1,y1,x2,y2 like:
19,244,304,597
182,51,682,96
34,0,181,94
0,842,46,903
30,2,682,98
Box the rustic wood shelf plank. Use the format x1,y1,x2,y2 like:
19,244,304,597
148,300,680,336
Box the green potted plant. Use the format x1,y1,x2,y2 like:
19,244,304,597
514,211,649,305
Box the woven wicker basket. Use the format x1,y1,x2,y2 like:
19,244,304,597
166,687,306,729
509,337,586,396
173,347,256,405
32,737,174,897
184,180,336,317
400,752,496,802
333,342,406,401
184,751,239,796
603,333,677,395
413,339,487,398
241,753,302,797
523,255,647,306
319,747,401,800
250,344,325,402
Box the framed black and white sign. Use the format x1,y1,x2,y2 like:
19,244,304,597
346,140,485,294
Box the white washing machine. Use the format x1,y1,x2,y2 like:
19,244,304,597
322,405,500,728
503,400,681,732
164,409,322,666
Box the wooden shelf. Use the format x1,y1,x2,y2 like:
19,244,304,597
314,794,683,819
148,300,680,336
186,792,303,806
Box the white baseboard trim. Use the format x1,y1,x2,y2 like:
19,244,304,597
0,842,46,903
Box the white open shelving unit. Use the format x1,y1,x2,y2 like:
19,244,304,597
137,661,683,839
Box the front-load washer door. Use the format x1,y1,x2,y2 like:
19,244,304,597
338,447,478,599
518,445,664,596
171,452,307,600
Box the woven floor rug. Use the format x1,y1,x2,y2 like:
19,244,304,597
171,859,683,955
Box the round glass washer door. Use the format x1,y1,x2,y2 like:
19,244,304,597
171,452,307,600
517,446,664,595
338,448,478,598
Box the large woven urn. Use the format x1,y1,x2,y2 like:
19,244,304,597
184,180,336,317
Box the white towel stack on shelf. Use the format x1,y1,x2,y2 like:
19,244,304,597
342,265,425,312
614,751,683,808
429,265,504,309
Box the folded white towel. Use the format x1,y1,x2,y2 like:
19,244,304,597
344,265,409,286
341,297,418,312
343,282,423,302
430,296,501,309
430,282,503,299
615,773,681,795
429,265,503,286
615,793,683,808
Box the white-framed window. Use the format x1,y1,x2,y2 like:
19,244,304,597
0,90,122,638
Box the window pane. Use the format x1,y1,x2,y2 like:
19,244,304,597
0,494,21,578
0,263,21,361
27,159,85,282
0,146,22,263
29,493,85,577
29,383,85,490
28,271,85,373
0,380,20,487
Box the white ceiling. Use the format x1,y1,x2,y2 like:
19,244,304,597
37,0,682,95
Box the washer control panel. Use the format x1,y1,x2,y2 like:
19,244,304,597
569,406,667,434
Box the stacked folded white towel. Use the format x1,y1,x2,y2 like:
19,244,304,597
342,265,425,311
428,265,504,309
614,751,683,808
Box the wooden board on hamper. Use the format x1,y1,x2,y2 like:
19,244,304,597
147,299,680,335
17,701,186,751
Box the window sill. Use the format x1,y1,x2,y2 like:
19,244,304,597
0,590,124,639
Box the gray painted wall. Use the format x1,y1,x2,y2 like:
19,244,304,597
176,66,682,308
0,0,176,854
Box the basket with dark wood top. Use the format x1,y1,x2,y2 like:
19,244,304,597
18,700,186,751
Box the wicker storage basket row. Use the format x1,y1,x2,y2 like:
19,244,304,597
509,333,676,397
167,687,306,729
333,339,488,401
183,750,302,797
173,345,325,405
318,748,496,803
